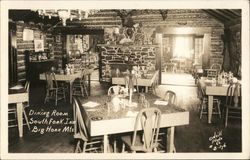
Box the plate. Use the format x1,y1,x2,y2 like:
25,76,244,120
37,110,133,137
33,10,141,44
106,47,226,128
10,85,24,90
82,101,100,108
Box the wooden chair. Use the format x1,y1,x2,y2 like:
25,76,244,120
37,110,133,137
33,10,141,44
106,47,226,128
44,72,66,106
207,63,221,79
72,69,89,97
163,90,177,105
198,84,221,119
224,83,241,128
157,90,177,150
8,81,30,130
121,107,162,153
73,97,104,153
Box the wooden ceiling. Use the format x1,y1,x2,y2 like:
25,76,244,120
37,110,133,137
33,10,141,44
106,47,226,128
9,9,241,31
202,9,241,26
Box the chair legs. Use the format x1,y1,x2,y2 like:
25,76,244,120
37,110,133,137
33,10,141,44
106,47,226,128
217,101,221,118
73,81,88,97
55,89,58,106
23,107,30,130
8,106,30,130
224,107,229,128
44,88,66,106
199,100,221,120
122,143,126,153
75,140,82,153
199,101,205,119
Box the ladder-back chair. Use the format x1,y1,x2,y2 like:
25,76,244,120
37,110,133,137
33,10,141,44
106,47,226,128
224,83,241,128
73,69,89,97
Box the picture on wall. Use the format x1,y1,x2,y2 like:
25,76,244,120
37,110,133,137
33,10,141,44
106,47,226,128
34,39,44,52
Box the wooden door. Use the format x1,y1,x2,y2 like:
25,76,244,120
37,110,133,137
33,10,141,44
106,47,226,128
9,22,18,85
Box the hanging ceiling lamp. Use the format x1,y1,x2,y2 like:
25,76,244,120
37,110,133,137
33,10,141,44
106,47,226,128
34,9,100,26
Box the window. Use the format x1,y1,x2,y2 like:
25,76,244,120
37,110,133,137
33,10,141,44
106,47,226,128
194,37,203,65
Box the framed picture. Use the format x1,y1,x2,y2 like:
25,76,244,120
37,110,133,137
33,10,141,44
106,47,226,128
23,28,34,41
55,35,61,43
34,39,44,52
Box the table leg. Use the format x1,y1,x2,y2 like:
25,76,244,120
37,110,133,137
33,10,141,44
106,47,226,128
145,86,148,93
88,74,91,96
208,95,213,124
16,102,23,137
103,134,109,153
166,126,175,153
70,81,73,103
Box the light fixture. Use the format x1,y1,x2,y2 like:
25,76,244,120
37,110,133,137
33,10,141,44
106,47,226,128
33,9,100,26
57,9,70,26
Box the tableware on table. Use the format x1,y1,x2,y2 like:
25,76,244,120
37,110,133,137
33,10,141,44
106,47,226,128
116,68,120,77
91,116,103,121
154,100,168,106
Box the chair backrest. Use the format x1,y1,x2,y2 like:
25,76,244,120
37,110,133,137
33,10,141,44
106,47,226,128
73,97,89,142
206,69,218,79
226,83,241,107
108,85,125,96
45,71,58,89
163,90,177,105
132,107,161,152
79,69,87,82
211,63,221,71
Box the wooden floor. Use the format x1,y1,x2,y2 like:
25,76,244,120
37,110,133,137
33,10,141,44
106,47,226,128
8,78,241,153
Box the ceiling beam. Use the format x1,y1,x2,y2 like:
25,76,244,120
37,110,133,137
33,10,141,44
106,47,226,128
219,9,240,19
212,10,235,21
228,9,241,17
202,10,227,23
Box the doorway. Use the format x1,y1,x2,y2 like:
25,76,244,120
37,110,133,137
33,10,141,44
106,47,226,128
161,34,203,86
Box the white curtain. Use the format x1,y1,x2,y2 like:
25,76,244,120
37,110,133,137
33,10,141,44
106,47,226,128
173,36,194,59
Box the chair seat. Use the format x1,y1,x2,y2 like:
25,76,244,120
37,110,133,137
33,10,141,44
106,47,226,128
121,133,158,152
224,104,241,110
8,103,30,130
74,133,103,142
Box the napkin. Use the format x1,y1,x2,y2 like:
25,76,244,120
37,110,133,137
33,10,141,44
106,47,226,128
126,111,139,117
10,85,23,90
154,100,168,105
82,101,100,108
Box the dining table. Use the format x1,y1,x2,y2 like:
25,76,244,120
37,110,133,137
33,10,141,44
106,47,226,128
8,86,29,137
77,93,189,153
112,70,159,93
39,68,94,103
198,77,241,123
